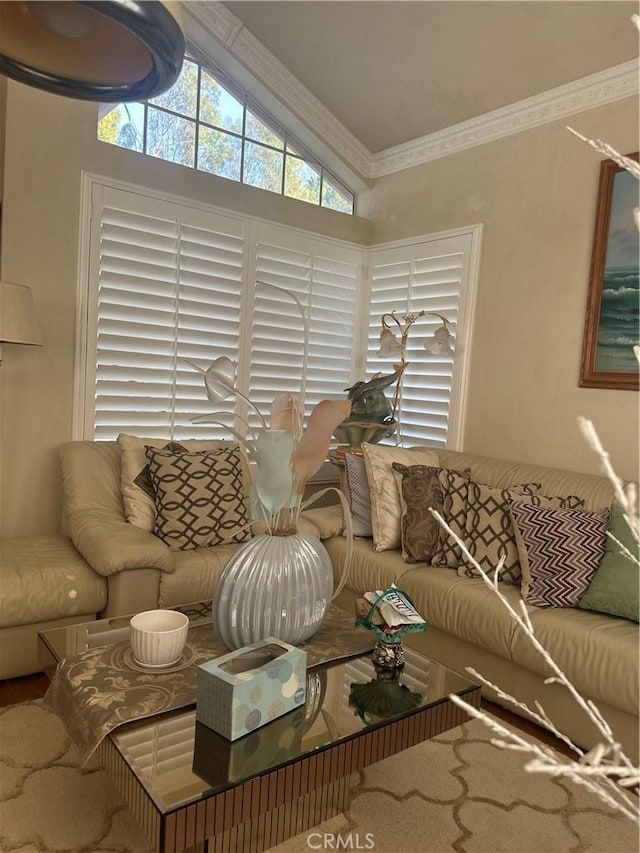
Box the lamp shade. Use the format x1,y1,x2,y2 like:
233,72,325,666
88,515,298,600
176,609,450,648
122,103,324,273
425,325,455,356
0,281,44,345
0,1,184,102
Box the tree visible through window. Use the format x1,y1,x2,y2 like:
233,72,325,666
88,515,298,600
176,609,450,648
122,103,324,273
98,58,354,215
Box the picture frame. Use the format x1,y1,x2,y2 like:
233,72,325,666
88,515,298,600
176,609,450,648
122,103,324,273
579,151,639,390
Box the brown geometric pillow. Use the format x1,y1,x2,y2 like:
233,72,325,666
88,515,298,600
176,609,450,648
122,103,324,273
118,433,237,531
431,468,472,568
392,463,443,563
145,445,251,550
457,481,541,583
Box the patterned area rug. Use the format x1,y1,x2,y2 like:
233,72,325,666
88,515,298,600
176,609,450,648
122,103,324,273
0,701,637,853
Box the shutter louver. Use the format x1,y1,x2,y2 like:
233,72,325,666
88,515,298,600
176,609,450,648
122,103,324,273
92,189,244,440
252,234,359,426
367,235,471,447
84,179,474,453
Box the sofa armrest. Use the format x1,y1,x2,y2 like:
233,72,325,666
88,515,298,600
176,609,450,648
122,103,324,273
69,509,173,576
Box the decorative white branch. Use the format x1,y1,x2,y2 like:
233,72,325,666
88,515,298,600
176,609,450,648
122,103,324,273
430,415,640,824
433,70,640,823
566,127,640,179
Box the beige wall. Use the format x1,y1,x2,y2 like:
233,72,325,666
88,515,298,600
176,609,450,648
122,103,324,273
0,83,368,537
0,82,638,538
359,97,639,483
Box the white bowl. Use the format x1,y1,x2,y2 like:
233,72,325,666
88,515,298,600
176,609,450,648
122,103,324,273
129,609,189,667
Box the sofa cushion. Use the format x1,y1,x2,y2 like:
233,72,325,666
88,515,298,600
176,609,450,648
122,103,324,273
118,434,240,530
435,449,614,513
399,565,530,660
457,481,540,583
510,502,609,607
432,468,471,568
159,543,244,607
510,604,639,716
578,504,640,623
392,462,443,563
362,443,439,552
0,535,107,628
344,453,373,538
145,445,251,550
324,536,411,594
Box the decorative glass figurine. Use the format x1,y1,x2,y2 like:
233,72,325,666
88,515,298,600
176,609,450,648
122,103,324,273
350,664,423,726
354,586,427,670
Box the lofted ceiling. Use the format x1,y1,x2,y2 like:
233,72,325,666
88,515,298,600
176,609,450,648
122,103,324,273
221,1,639,154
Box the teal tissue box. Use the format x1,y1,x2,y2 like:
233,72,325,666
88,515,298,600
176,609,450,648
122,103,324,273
196,637,307,740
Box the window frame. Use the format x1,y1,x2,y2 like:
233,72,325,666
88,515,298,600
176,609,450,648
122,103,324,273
97,55,355,215
74,174,479,452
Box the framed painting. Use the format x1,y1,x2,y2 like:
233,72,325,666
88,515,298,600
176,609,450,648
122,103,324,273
579,151,639,390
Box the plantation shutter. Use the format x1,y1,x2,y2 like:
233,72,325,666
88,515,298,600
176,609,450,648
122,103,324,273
366,233,472,448
251,225,360,427
89,185,245,440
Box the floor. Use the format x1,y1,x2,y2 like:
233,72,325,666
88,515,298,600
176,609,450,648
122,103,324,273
0,671,574,757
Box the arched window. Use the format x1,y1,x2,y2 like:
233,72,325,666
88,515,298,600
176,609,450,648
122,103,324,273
98,57,354,215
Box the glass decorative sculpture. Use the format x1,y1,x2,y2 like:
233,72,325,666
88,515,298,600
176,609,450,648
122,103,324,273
355,586,427,670
333,367,403,451
188,281,355,651
349,665,423,726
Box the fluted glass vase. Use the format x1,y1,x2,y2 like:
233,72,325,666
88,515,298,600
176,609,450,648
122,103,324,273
212,522,334,650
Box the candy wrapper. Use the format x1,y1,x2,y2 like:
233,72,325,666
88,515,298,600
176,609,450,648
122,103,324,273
354,585,427,644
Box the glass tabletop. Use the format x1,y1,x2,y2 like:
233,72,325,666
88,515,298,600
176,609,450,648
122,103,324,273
108,646,476,813
39,601,213,665
39,601,478,815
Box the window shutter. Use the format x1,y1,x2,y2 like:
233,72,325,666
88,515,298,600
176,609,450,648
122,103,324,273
90,186,245,440
251,227,359,426
366,234,471,448
82,179,477,451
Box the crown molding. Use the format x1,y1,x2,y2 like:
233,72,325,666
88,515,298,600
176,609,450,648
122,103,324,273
185,1,373,182
371,60,639,178
183,4,637,183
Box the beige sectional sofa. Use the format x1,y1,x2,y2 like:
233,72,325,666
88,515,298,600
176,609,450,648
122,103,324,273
1,439,637,764
323,447,639,761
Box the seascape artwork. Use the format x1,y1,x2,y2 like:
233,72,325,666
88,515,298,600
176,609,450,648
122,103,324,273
594,169,640,375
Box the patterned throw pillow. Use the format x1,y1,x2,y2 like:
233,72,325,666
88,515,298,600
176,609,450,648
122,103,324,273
343,453,372,538
145,445,251,550
361,443,439,552
118,433,238,530
391,463,443,563
507,492,586,583
431,468,472,568
457,481,541,583
509,501,609,607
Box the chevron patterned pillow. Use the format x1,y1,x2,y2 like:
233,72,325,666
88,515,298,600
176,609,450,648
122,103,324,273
509,501,609,607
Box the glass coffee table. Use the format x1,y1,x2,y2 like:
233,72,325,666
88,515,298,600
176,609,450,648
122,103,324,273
39,603,480,853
